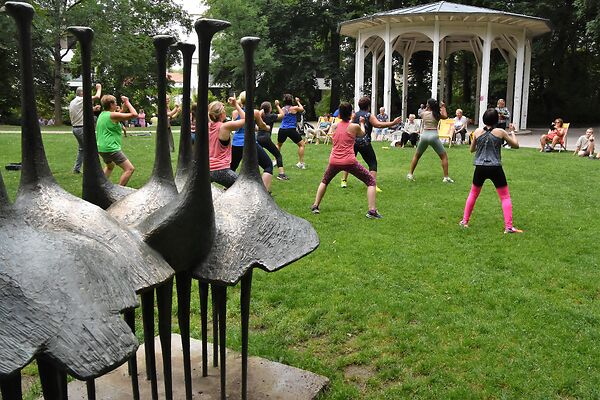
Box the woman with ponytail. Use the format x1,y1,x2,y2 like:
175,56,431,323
460,108,523,233
407,98,454,183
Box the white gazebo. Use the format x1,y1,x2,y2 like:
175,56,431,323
339,1,551,129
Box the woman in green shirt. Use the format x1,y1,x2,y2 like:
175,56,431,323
96,94,137,186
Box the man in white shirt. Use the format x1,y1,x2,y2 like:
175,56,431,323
69,83,102,173
449,108,468,145
573,128,595,157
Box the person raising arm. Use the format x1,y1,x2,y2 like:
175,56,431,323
96,95,137,186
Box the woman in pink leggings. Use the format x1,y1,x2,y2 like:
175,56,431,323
311,102,381,219
460,108,522,233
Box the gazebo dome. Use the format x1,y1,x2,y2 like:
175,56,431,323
340,2,551,38
339,1,551,129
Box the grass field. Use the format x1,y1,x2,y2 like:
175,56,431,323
1,127,600,399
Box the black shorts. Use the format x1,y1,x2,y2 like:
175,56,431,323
473,165,507,188
277,127,303,144
354,142,377,172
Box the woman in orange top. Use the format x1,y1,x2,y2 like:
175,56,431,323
539,118,566,152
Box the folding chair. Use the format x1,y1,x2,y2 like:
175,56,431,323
437,118,455,147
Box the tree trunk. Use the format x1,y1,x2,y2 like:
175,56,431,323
53,38,63,125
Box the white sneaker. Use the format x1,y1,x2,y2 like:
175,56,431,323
406,173,415,181
296,162,306,170
272,159,277,166
442,176,454,183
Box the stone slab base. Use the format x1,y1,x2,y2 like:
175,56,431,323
63,334,329,399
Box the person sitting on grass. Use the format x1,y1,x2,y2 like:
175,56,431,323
573,128,595,158
540,118,566,152
459,110,522,234
96,95,137,186
311,102,382,219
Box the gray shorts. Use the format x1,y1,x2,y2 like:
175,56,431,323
416,130,446,155
99,150,128,165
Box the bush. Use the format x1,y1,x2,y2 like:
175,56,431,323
314,90,331,117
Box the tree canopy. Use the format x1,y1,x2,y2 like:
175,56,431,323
2,0,600,124
0,0,189,124
205,0,600,123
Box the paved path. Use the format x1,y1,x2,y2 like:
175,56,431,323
515,126,599,150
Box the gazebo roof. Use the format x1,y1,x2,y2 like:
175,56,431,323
339,1,552,38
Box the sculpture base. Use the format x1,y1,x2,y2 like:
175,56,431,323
62,334,329,399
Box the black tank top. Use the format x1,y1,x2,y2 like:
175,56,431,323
352,110,372,144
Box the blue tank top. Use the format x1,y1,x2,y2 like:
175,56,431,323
352,110,372,144
474,127,503,166
232,110,245,147
279,106,297,129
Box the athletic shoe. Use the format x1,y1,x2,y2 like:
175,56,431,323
376,185,382,193
272,159,277,166
311,205,320,214
459,220,469,228
442,176,455,183
296,162,306,169
504,227,523,234
73,169,81,174
406,173,415,181
277,173,289,180
366,209,383,219
341,179,348,188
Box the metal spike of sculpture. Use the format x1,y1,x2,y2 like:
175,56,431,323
100,35,180,400
190,36,320,400
137,19,230,399
174,41,195,192
0,4,173,400
64,31,135,210
173,42,224,201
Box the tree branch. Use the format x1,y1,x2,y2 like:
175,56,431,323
66,0,84,12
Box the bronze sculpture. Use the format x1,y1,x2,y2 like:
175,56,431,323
1,3,173,399
2,4,320,399
190,36,320,400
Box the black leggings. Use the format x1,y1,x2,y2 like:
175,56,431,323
257,132,283,168
230,144,274,174
354,142,378,172
473,165,507,188
210,168,238,188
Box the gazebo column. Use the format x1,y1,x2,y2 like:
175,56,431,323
383,24,392,117
431,20,440,98
438,38,446,102
371,49,378,113
475,62,481,124
512,29,526,130
401,40,414,121
354,31,364,110
506,56,515,114
520,39,532,129
478,23,492,126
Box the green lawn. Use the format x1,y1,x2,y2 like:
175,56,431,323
1,129,600,399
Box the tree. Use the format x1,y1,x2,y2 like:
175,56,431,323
0,0,190,124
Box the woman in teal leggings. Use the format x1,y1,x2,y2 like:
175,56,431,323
407,98,454,183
